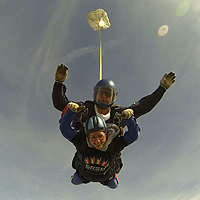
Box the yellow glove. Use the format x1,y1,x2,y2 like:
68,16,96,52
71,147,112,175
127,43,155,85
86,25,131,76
160,72,176,90
68,102,85,113
55,64,68,82
116,109,134,119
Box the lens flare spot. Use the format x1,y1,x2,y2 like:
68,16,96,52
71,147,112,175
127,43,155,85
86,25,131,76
176,2,190,17
158,25,169,36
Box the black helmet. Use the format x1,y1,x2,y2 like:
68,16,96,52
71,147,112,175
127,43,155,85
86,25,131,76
85,116,107,136
93,79,118,109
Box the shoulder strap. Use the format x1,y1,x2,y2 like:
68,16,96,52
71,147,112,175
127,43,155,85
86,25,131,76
79,101,96,124
108,104,123,127
108,142,116,164
84,101,96,116
102,142,118,175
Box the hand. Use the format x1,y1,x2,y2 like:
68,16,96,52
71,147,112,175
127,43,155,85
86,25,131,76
160,72,176,90
55,64,68,82
68,102,85,113
116,109,134,119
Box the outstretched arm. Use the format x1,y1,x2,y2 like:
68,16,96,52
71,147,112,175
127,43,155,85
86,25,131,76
131,72,176,118
52,82,69,111
52,64,69,111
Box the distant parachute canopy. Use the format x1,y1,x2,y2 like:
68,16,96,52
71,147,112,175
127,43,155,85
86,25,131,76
87,9,110,31
87,9,111,81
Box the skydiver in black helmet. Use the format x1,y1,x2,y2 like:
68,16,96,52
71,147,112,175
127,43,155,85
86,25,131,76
59,102,140,189
52,63,176,131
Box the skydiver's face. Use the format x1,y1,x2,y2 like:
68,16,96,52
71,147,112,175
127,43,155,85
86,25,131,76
88,131,107,149
96,88,113,105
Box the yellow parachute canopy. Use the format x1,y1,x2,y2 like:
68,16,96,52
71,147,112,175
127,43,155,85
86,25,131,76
87,9,110,80
87,9,110,31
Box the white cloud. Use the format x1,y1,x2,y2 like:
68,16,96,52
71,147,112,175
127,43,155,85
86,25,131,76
104,36,127,51
64,45,98,63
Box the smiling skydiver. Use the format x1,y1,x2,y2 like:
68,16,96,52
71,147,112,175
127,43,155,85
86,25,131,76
59,102,140,189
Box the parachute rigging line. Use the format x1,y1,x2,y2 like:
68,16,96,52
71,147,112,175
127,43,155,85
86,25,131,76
99,28,102,80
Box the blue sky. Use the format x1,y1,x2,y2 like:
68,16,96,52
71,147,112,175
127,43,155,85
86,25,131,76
1,0,200,199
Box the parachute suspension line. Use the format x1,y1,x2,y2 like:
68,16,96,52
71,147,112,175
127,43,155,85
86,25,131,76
99,28,102,80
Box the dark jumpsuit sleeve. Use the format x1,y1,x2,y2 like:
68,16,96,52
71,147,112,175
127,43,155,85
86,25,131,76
52,82,69,111
130,85,166,119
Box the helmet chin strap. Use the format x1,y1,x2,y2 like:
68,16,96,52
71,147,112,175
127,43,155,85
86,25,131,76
94,100,113,109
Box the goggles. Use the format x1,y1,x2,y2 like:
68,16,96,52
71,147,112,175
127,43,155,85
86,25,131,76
97,88,113,97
